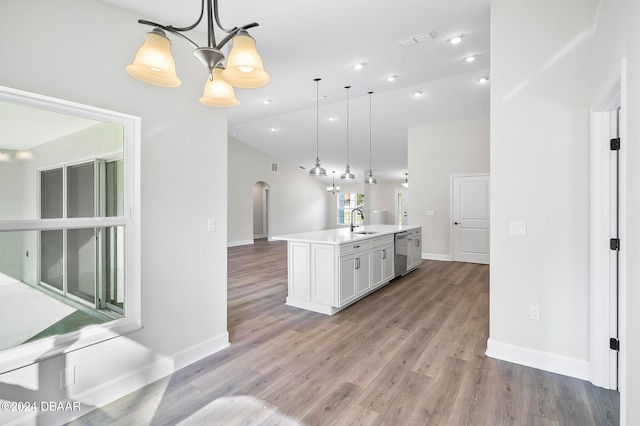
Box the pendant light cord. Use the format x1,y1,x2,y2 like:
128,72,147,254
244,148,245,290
315,78,321,162
368,91,373,171
314,78,320,162
345,86,351,166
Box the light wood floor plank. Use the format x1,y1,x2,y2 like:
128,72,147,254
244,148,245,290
70,239,619,426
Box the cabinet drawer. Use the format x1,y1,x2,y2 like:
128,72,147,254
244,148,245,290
371,235,393,247
339,240,371,255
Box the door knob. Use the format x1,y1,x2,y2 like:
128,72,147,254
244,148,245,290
454,222,460,225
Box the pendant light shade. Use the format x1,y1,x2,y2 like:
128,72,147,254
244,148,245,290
365,91,377,185
221,32,270,88
309,78,326,177
199,67,240,107
340,85,355,181
126,28,181,88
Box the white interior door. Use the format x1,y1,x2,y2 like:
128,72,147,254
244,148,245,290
452,175,490,264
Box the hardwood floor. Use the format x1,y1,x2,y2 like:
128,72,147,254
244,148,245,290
70,238,619,425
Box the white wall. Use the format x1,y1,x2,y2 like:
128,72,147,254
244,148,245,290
489,0,593,375
228,137,330,245
0,0,229,424
490,0,640,423
408,117,489,259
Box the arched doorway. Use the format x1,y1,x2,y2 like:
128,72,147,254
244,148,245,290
252,181,270,240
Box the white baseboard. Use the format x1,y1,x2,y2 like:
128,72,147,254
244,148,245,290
173,332,230,371
422,252,452,261
227,240,254,247
486,338,589,381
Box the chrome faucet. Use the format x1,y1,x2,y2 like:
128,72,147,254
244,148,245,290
350,207,365,232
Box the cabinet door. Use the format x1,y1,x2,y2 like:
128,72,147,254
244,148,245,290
338,254,357,307
356,251,371,296
408,233,422,270
371,246,384,289
382,244,395,283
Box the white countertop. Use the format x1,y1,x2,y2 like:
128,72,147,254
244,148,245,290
272,224,421,244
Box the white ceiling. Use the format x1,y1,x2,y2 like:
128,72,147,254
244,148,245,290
0,101,101,151
113,0,490,182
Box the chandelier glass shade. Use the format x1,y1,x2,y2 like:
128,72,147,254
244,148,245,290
199,67,240,107
126,0,269,107
126,29,181,88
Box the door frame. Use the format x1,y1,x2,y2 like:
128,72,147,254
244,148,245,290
589,59,626,391
449,173,490,264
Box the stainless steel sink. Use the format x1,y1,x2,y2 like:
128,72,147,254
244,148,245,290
353,231,378,235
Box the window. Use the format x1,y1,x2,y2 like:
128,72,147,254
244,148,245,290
0,86,141,373
337,192,365,226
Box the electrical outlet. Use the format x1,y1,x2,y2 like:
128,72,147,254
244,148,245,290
60,365,75,388
529,305,540,320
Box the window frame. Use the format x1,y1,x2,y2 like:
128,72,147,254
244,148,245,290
337,192,365,226
0,86,141,374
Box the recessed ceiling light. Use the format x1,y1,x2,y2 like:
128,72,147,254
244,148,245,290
465,55,477,63
263,99,272,105
353,63,366,71
477,76,490,84
387,75,398,82
327,115,337,121
449,34,465,45
269,127,278,132
412,90,424,97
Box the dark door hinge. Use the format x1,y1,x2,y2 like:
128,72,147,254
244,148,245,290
610,138,621,151
610,238,620,251
610,338,620,351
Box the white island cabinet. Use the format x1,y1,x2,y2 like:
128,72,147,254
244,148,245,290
273,225,421,315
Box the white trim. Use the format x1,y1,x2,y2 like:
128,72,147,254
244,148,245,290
173,332,230,371
486,338,589,381
0,86,142,374
422,252,451,261
227,239,255,247
589,59,624,391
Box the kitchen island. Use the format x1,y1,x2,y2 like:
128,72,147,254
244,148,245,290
273,225,422,315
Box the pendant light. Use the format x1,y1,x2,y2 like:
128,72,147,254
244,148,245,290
402,172,409,188
340,85,355,181
365,91,377,185
327,171,341,194
309,78,326,176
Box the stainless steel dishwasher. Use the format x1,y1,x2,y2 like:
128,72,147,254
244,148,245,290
394,231,410,278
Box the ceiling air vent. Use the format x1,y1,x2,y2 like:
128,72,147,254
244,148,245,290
398,31,438,47
272,163,278,172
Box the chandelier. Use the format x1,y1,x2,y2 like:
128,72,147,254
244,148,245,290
125,0,269,107
327,171,341,194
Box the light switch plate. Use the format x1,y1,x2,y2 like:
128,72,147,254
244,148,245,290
207,218,216,232
510,221,526,235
